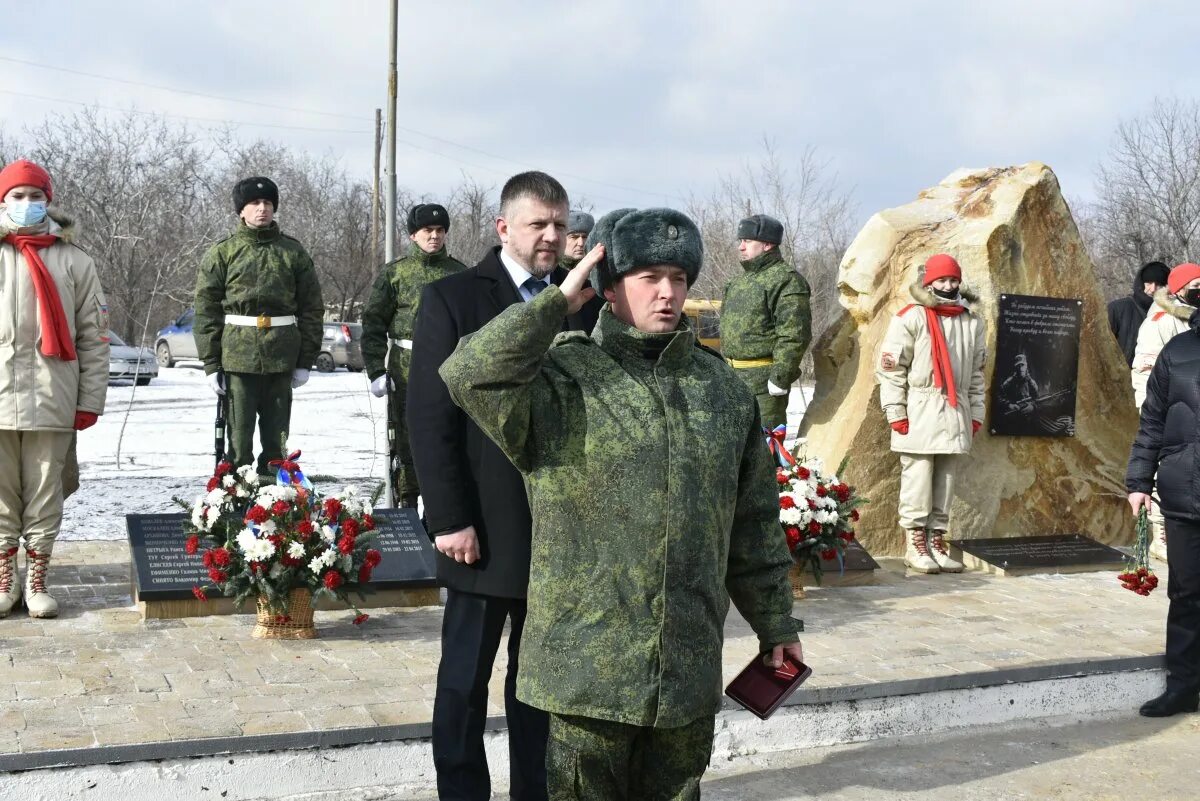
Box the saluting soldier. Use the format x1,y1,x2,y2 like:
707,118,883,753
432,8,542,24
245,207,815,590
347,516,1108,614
559,210,594,270
194,177,324,477
720,213,811,433
361,203,466,507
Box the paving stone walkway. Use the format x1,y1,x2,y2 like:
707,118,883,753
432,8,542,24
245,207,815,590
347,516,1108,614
0,540,1170,757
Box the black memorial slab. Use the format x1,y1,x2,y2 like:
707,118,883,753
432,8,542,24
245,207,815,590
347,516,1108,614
950,534,1126,575
990,294,1082,437
127,507,437,602
813,539,880,572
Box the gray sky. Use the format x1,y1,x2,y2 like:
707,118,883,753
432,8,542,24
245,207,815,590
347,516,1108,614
3,1,1200,224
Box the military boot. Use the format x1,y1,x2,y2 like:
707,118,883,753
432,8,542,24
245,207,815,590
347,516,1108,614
0,546,21,618
904,529,940,574
23,549,58,619
928,530,964,573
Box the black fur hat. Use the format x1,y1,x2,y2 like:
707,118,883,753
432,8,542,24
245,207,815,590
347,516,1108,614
407,203,450,234
586,208,637,292
736,213,783,245
609,208,703,288
233,177,279,213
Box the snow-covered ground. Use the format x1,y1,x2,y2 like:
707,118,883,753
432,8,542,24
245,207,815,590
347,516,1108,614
64,363,814,541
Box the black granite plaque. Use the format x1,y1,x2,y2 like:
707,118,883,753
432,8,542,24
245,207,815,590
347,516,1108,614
990,294,1082,437
950,534,1126,571
813,539,879,572
127,512,204,601
367,507,438,589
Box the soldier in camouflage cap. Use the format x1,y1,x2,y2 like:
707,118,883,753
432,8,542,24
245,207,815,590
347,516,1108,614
361,202,466,507
194,177,324,476
721,213,812,433
559,209,595,270
440,208,803,799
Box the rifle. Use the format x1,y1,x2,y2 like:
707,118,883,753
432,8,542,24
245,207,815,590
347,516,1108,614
384,374,398,507
214,371,227,468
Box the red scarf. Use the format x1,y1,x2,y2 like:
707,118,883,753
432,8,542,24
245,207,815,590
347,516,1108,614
925,304,965,408
3,233,77,361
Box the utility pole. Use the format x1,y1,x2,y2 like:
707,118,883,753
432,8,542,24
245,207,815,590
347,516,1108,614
384,0,398,265
371,108,382,270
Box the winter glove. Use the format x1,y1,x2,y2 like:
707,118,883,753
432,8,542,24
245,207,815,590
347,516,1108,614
767,380,789,397
972,420,982,436
291,368,310,389
207,371,226,396
73,411,98,431
369,374,392,398
890,419,910,435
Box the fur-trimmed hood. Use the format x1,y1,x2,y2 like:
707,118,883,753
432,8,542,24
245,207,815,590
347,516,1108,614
907,281,979,309
1153,286,1194,320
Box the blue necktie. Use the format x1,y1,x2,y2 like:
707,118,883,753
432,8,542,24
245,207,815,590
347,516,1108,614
522,277,547,300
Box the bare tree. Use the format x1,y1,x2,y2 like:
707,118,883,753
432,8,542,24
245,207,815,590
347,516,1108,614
446,174,498,266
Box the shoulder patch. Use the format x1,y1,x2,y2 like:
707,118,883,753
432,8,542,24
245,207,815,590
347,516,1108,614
880,351,897,371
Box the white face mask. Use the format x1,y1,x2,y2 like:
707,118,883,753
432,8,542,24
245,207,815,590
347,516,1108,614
5,200,48,227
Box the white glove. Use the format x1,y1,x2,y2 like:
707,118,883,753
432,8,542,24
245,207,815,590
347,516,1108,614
767,380,789,397
291,368,310,389
207,372,225,396
370,374,392,397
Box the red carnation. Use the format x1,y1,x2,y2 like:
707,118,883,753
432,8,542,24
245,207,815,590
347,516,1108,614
796,467,810,480
185,535,200,555
342,518,360,538
362,514,376,531
246,505,269,524
206,476,219,492
839,531,855,542
212,547,231,567
297,519,315,539
353,613,370,626
364,549,382,568
271,500,290,516
323,498,342,518
323,570,344,590
850,509,860,522
208,568,228,583
785,528,801,548
249,561,262,574
358,564,373,583
202,550,216,568
808,521,821,534
338,535,357,555
215,461,232,476
820,548,837,559
815,484,828,497
807,499,817,510
779,495,796,510
192,586,208,601
281,555,303,567
775,468,789,485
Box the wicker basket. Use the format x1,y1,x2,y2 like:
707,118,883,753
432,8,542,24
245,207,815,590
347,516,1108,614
252,588,317,639
787,563,807,599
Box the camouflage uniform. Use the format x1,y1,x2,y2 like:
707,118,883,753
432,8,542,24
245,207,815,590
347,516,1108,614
194,222,324,474
720,250,811,430
361,242,466,503
440,287,800,798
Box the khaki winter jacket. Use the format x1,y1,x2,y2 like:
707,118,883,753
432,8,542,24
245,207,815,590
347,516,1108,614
876,283,987,455
1132,288,1192,408
0,212,109,431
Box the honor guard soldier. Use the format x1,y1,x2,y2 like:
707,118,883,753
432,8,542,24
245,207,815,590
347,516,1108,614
721,213,811,433
362,203,466,507
559,210,594,270
194,177,325,476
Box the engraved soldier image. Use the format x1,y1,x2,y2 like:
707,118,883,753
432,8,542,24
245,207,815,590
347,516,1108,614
361,202,466,507
193,177,325,476
720,213,811,433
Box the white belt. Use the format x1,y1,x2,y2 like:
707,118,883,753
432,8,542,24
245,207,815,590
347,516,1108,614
390,338,413,350
225,314,297,328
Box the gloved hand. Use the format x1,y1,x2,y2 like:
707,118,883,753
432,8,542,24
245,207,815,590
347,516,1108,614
369,374,392,398
207,371,225,396
890,419,910,435
73,411,98,431
291,368,310,389
972,420,982,436
767,380,789,397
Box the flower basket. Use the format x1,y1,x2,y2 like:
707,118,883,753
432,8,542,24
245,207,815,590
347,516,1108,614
253,587,317,639
177,452,383,633
767,429,868,587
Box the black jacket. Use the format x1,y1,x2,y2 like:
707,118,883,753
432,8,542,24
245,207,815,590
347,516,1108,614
1126,310,1200,521
1108,264,1165,366
407,247,601,597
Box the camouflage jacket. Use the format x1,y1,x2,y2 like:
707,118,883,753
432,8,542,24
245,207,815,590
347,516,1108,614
720,251,812,388
193,222,324,375
440,288,800,727
361,243,466,379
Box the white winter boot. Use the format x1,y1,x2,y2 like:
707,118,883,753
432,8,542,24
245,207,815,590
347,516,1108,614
0,546,21,617
904,529,940,574
23,549,58,619
928,530,964,573
1149,522,1168,563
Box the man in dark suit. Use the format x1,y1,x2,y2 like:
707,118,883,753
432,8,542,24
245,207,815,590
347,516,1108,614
408,171,601,801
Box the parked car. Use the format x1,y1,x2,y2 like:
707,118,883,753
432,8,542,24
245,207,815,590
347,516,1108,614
318,322,364,372
108,331,159,385
155,308,198,367
682,298,722,351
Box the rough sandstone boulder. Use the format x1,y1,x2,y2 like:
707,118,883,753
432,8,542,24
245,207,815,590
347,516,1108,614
799,163,1137,556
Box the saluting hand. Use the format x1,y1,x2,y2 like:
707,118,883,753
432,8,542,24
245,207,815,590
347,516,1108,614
559,244,602,314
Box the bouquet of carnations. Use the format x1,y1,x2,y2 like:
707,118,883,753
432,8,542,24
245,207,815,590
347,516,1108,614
768,429,867,585
1117,508,1158,596
180,453,383,624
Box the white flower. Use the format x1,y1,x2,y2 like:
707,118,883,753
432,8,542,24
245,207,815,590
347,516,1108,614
191,503,208,532
237,464,257,480
287,541,306,559
320,524,337,543
235,485,250,498
221,474,235,488
258,520,278,536
204,488,226,507
779,507,803,525
235,527,258,554
343,485,358,497
203,505,221,527
269,563,286,579
827,510,840,524
308,548,338,574
799,508,813,525
244,537,276,562
821,496,838,510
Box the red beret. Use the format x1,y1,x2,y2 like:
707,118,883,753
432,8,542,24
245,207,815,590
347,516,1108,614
1168,263,1200,296
922,253,962,286
0,159,53,203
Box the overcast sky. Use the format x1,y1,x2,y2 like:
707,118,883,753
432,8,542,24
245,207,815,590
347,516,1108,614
3,1,1200,225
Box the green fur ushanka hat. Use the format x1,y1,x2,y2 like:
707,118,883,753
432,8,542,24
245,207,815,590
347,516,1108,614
588,207,704,291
